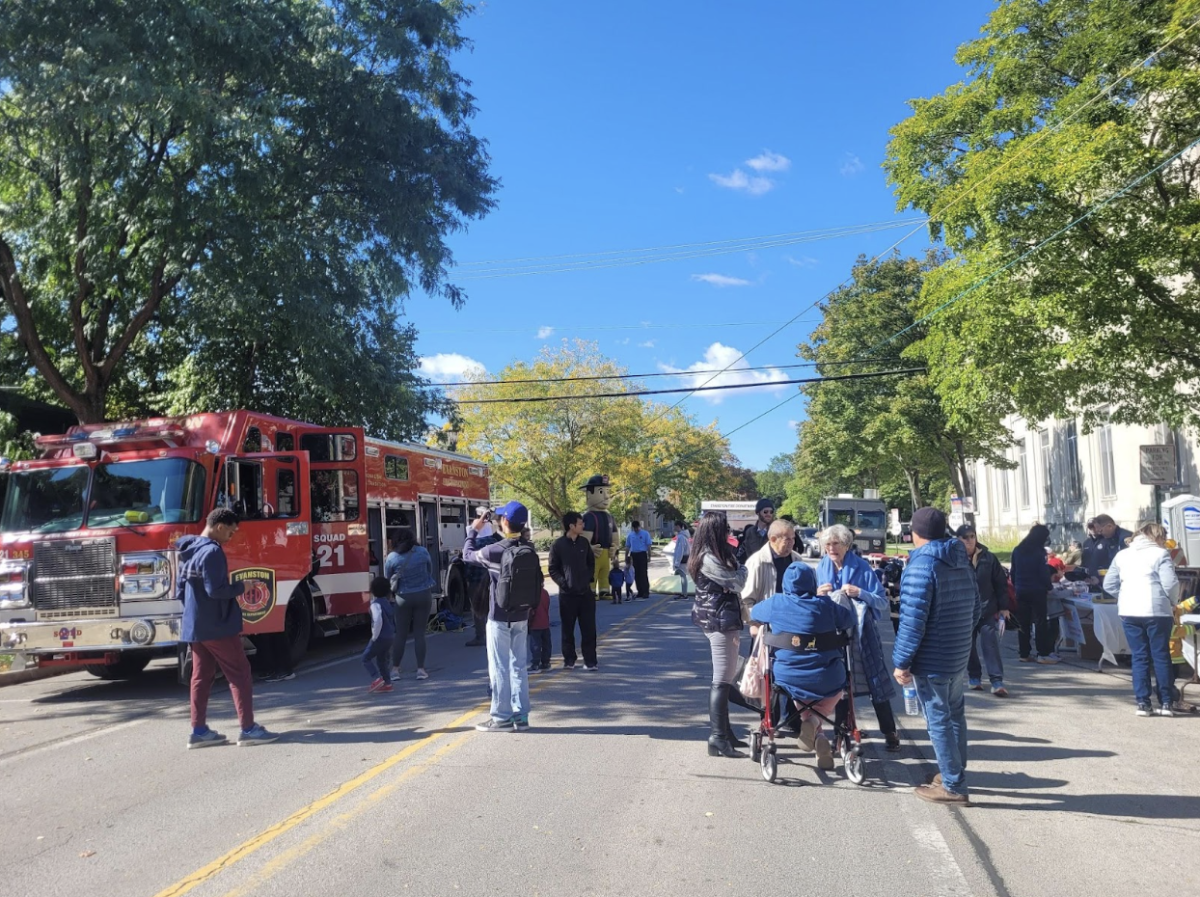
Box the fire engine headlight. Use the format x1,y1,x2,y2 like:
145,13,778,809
129,619,155,646
0,561,30,609
119,552,171,600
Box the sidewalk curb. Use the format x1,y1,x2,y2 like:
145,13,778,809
0,666,72,688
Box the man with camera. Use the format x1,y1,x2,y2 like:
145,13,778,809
464,502,542,731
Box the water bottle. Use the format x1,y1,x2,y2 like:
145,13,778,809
903,684,920,716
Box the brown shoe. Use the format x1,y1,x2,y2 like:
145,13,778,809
914,783,969,805
925,772,942,786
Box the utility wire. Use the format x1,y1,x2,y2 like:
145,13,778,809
865,134,1200,355
434,357,907,388
420,317,810,335
454,368,924,405
457,219,927,279
646,18,1200,423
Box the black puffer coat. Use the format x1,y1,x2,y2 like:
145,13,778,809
691,555,748,633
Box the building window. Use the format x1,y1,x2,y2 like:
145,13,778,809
1064,421,1082,502
1099,425,1117,498
999,457,1012,511
1018,438,1030,507
1039,429,1052,506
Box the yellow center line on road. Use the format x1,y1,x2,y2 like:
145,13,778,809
154,595,672,897
216,729,477,897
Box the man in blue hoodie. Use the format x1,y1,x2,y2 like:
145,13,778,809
892,507,980,804
179,508,279,749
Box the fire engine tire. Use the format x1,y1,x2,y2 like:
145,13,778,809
285,587,314,668
85,655,151,680
445,568,469,617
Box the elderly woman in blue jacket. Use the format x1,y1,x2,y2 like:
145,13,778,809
816,524,900,751
751,562,856,770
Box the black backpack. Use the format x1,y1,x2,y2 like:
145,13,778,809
495,542,541,612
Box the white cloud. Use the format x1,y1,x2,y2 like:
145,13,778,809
708,168,775,196
419,353,485,382
660,342,790,404
746,150,791,173
638,340,656,349
691,273,751,288
840,153,865,177
785,255,819,268
536,326,554,339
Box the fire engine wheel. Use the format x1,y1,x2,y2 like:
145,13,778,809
85,654,151,680
444,568,470,617
285,587,314,667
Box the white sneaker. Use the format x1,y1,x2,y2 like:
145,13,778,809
416,669,429,681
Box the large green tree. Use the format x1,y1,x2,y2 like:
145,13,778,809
789,253,1008,520
452,341,737,524
886,0,1200,435
0,0,495,434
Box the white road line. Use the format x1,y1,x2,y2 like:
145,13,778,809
0,718,152,764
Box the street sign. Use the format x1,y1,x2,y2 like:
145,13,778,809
1139,444,1177,485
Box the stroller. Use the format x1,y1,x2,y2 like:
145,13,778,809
748,623,868,785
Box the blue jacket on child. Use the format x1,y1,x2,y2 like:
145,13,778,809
750,563,856,702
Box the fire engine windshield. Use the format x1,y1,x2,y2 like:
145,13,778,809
1,466,90,533
87,459,207,528
0,459,207,533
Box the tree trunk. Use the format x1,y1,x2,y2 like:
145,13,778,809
954,439,976,527
903,467,922,510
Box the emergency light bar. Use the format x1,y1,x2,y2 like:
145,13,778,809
35,426,187,449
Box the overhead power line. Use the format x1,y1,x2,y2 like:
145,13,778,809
456,219,928,279
433,357,906,388
453,368,925,404
646,19,1200,424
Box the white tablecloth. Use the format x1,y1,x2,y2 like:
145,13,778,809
1183,614,1200,668
1065,595,1129,668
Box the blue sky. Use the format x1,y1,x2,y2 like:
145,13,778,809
412,0,996,470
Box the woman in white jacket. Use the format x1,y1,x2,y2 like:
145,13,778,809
1102,522,1180,717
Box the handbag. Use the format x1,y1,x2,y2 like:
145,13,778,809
737,630,766,701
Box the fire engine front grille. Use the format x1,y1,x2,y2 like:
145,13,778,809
31,538,117,614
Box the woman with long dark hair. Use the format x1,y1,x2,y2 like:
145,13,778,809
688,512,748,758
1010,523,1057,663
384,527,436,680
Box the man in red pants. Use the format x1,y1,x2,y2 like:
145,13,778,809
178,508,279,749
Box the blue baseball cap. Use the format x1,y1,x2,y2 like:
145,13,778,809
496,500,529,529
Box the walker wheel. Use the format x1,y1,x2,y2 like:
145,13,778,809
750,732,762,763
843,746,867,785
760,744,777,783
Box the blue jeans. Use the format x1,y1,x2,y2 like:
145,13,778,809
362,638,393,683
486,619,530,723
967,619,1005,686
1120,616,1174,707
914,673,969,796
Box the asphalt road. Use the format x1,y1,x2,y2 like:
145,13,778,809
1,554,1197,897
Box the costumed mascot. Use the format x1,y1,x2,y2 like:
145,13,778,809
581,474,618,601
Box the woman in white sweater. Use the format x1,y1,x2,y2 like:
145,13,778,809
1102,522,1180,717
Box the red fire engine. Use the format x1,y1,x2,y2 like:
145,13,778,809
0,410,489,679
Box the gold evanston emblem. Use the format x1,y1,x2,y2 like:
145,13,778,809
232,567,276,625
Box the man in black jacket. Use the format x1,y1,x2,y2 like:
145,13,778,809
549,511,598,671
956,525,1011,697
737,498,775,561
465,501,541,732
1082,514,1133,582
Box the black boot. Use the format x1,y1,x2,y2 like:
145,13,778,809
725,725,748,749
707,684,745,758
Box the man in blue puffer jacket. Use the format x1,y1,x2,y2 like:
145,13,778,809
892,507,980,805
